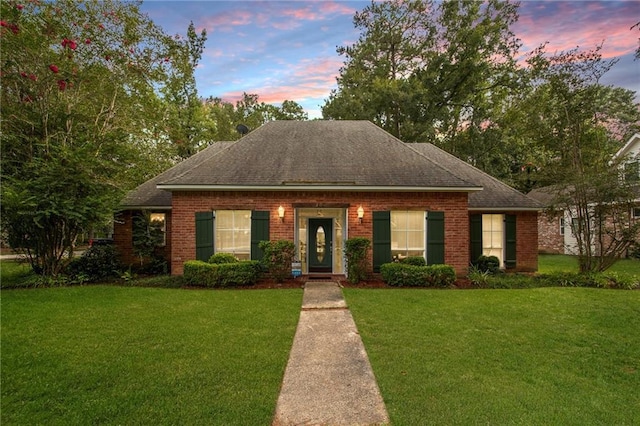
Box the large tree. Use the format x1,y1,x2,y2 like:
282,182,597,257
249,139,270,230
323,0,522,156
523,45,639,272
1,0,180,276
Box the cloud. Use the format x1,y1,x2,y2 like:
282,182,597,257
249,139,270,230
515,1,638,58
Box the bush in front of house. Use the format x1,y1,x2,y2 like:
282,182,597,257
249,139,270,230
380,263,456,288
65,244,123,283
208,253,239,264
183,260,261,288
345,237,371,283
474,255,501,274
400,256,427,266
259,240,295,282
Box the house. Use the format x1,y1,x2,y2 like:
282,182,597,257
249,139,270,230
529,133,640,255
114,120,541,277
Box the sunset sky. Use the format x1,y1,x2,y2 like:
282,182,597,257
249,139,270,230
141,0,640,118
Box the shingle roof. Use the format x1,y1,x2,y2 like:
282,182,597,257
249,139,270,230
121,120,541,211
120,141,235,208
158,121,480,190
408,143,542,210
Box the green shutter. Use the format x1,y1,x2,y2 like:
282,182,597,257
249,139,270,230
372,211,391,273
470,214,483,264
195,211,214,261
426,211,445,265
505,214,517,269
251,210,270,261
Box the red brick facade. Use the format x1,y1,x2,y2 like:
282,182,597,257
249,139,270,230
113,210,172,268
114,191,539,276
537,211,564,254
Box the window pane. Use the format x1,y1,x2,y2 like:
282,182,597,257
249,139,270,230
215,210,251,257
391,211,425,258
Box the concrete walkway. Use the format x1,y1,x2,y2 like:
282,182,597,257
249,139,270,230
273,282,389,426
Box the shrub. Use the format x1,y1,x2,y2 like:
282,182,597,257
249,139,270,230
344,237,371,283
474,255,500,274
65,245,122,283
400,256,427,266
259,240,295,282
380,263,456,288
208,253,239,264
183,260,261,288
468,264,490,288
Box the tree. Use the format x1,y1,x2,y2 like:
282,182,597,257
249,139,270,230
323,0,522,155
523,45,640,272
1,0,179,276
162,21,208,159
202,93,307,140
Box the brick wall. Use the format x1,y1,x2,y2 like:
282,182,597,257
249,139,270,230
537,211,564,254
170,190,471,276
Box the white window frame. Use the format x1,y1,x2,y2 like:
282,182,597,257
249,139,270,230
390,210,426,261
214,210,251,260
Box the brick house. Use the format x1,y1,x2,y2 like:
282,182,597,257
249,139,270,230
529,133,640,255
115,121,541,277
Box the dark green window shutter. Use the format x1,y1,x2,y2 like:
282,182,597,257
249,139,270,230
195,211,214,261
251,210,270,261
470,214,483,264
505,214,517,269
426,211,445,265
372,211,391,273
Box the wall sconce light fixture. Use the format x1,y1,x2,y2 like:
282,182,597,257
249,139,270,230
278,205,285,222
357,206,364,223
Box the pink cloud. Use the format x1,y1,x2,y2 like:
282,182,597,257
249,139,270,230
515,2,638,58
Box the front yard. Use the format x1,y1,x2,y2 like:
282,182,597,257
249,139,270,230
1,286,302,425
345,288,640,425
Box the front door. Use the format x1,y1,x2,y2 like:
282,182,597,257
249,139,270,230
308,218,333,273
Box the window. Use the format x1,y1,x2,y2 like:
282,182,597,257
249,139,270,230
482,214,504,264
215,210,251,260
559,217,565,235
633,207,640,219
150,213,166,246
391,211,425,260
624,160,639,182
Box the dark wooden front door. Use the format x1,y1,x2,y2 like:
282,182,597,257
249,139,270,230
308,218,333,273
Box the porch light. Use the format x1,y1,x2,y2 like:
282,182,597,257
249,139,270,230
357,206,364,223
278,205,285,222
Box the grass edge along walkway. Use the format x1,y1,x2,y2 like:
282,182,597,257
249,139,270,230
345,287,640,426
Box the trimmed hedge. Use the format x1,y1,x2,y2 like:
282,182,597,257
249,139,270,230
400,256,427,266
208,253,239,264
380,263,456,288
183,260,261,288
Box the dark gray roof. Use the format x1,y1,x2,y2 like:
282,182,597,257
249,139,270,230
159,121,480,190
408,143,542,210
121,120,540,211
120,141,235,208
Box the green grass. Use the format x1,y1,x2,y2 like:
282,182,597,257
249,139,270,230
344,288,640,425
539,253,640,277
1,286,302,425
0,260,34,288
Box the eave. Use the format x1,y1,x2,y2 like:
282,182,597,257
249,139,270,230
156,184,484,193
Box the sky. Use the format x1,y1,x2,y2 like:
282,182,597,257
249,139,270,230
140,0,640,119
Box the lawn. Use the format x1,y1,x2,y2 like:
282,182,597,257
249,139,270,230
344,288,640,425
1,286,302,425
539,253,640,277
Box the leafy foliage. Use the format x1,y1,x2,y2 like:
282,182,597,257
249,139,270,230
65,245,123,283
132,211,165,265
0,0,182,276
380,263,456,287
344,237,371,283
259,240,296,283
208,253,239,264
473,255,500,274
400,256,427,266
183,260,262,288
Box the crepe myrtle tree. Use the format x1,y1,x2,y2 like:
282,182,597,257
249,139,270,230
0,0,182,276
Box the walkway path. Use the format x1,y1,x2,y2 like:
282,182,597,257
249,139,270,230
273,282,389,426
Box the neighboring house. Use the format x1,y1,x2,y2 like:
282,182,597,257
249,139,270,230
115,120,541,277
529,133,640,255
